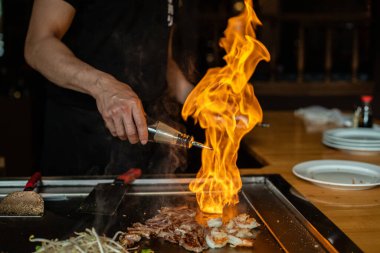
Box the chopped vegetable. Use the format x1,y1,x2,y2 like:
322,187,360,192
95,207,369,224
30,228,129,253
140,249,154,253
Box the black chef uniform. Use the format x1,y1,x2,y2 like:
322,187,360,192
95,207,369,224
41,0,186,176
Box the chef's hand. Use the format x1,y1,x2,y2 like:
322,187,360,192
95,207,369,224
94,77,148,144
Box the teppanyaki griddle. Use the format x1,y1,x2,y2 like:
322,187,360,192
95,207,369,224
0,175,362,253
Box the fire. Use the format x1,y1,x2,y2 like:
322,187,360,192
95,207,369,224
182,0,270,214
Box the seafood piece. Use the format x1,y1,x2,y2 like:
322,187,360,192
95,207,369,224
119,233,141,247
228,234,254,247
234,228,255,239
207,217,223,228
225,220,238,234
234,213,260,229
205,228,228,248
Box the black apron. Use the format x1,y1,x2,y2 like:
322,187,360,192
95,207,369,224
41,0,186,176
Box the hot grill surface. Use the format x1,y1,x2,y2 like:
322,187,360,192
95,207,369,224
0,175,361,253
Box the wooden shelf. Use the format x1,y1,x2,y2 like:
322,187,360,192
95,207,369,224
262,12,371,23
253,81,374,96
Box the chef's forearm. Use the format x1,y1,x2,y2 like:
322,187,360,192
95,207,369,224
24,36,113,99
166,57,194,104
166,25,194,104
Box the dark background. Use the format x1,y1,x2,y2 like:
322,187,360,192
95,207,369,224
0,0,379,176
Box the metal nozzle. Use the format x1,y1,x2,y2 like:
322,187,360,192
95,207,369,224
147,120,212,150
192,141,213,150
257,122,270,128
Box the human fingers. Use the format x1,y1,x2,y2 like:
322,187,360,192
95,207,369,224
104,115,117,137
131,106,148,145
122,113,139,144
99,103,119,138
113,115,127,140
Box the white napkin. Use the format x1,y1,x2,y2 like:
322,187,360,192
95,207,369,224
294,106,350,132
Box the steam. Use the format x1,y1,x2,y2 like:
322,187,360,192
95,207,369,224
146,93,188,174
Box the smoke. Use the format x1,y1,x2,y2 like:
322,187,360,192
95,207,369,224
146,93,188,174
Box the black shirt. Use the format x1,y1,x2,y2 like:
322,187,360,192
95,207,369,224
49,0,171,110
41,0,187,176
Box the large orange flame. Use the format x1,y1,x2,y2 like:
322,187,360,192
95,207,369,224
182,0,270,214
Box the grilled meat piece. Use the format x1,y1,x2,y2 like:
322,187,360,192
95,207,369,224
119,206,260,252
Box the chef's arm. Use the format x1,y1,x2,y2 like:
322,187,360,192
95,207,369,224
166,58,194,104
166,27,194,104
24,0,148,144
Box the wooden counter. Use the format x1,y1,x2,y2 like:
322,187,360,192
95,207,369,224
241,111,380,253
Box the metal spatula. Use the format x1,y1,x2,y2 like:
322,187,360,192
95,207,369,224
0,172,43,216
78,168,141,216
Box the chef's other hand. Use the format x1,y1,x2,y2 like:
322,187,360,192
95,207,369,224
94,76,148,144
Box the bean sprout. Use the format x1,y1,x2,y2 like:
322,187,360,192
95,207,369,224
30,228,130,253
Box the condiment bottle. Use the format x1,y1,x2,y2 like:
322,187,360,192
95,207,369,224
352,105,361,128
358,95,373,128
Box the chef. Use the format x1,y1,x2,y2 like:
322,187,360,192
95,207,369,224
24,0,194,175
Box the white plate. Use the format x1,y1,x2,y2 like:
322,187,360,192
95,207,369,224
324,128,380,144
322,139,380,152
292,160,380,190
323,137,380,147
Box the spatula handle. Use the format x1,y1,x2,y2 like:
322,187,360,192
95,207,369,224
24,171,42,191
116,168,142,184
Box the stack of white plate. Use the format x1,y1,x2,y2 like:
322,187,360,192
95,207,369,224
322,128,380,152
